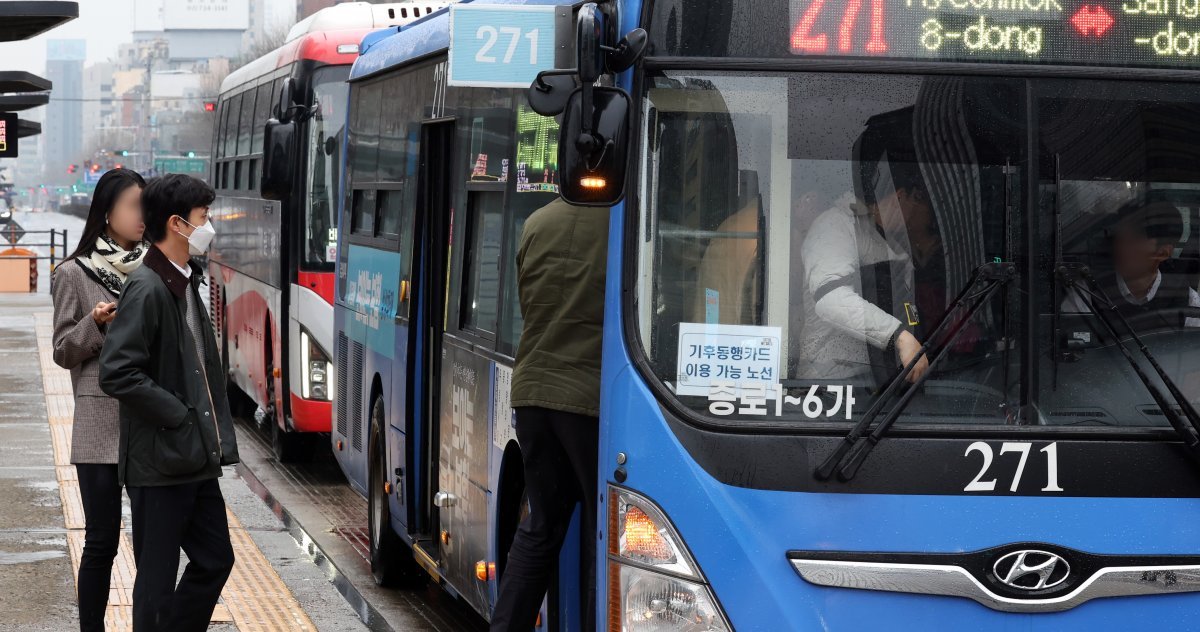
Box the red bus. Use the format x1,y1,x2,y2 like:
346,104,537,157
208,2,443,460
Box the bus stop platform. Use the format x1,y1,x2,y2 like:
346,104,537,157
0,292,371,631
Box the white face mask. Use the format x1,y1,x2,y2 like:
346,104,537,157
177,217,216,255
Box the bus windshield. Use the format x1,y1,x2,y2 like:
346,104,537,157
305,65,350,271
635,70,1200,429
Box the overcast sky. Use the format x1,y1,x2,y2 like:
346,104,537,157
0,0,296,74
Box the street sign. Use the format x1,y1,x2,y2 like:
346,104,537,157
154,157,207,175
448,4,558,88
0,113,17,158
3,219,25,245
83,170,101,185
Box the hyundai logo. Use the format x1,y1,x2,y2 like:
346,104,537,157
993,550,1071,591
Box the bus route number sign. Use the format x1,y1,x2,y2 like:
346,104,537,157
449,4,558,88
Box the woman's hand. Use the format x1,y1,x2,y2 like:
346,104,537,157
896,330,929,383
91,301,117,325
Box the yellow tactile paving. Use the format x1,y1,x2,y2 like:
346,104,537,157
33,313,318,632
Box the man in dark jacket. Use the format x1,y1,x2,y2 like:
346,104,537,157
490,197,608,632
99,174,239,632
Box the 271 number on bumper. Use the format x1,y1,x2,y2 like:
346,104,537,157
964,442,1064,493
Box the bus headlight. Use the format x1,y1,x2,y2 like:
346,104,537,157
300,329,333,401
608,487,731,632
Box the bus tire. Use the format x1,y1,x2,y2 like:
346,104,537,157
271,417,316,462
368,397,418,586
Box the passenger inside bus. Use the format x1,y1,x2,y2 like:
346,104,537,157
1060,199,1200,331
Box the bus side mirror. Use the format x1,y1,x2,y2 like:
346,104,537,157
576,4,604,84
558,87,630,206
261,118,295,201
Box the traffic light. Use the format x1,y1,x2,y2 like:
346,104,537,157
115,149,129,157
114,163,123,169
203,101,216,112
186,151,196,158
90,163,100,173
67,164,77,174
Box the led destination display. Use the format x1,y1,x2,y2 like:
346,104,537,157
789,0,1200,67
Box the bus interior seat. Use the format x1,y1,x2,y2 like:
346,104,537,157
690,169,764,326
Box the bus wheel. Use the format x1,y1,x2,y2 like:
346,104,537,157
271,417,316,462
368,397,417,586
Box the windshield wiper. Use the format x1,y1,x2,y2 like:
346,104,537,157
1057,263,1200,461
815,262,1017,482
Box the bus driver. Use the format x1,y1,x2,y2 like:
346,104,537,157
797,127,931,387
1061,199,1200,329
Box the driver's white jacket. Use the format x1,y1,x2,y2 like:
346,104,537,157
797,196,912,379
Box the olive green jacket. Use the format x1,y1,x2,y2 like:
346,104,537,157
511,198,609,417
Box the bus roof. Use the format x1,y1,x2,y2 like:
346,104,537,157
350,0,561,83
222,2,450,94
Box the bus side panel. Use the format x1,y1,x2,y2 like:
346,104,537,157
438,340,493,615
224,270,280,408
210,193,284,409
386,317,413,534
334,244,403,497
331,304,368,496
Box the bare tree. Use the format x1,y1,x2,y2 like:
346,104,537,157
231,25,292,72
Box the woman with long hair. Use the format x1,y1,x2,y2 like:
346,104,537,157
50,167,147,632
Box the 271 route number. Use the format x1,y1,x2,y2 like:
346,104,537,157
964,441,1064,493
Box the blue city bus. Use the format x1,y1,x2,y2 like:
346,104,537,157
332,0,1200,629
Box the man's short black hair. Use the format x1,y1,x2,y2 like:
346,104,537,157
142,174,215,243
853,112,926,206
1112,199,1184,248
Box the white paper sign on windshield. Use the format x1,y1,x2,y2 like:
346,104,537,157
675,323,782,397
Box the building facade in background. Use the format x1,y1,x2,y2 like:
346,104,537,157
44,39,84,186
81,62,114,152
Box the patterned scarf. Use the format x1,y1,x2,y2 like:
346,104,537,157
78,233,149,296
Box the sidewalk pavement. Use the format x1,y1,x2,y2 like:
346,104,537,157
0,290,370,632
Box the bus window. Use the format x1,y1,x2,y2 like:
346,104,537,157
223,93,241,158
307,65,350,270
463,89,512,183
638,71,1025,426
350,81,383,185
216,101,227,160
238,88,256,156
377,189,403,238
1036,79,1200,426
352,189,377,236
499,102,562,356
462,191,503,334
251,83,272,153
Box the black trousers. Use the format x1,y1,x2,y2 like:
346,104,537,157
75,463,122,632
126,478,235,632
491,407,598,632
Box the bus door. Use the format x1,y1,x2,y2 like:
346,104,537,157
407,119,455,549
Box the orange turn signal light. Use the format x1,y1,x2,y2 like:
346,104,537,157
336,440,343,451
383,481,392,494
579,176,607,190
623,506,672,561
273,367,282,378
474,560,496,581
440,530,451,546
